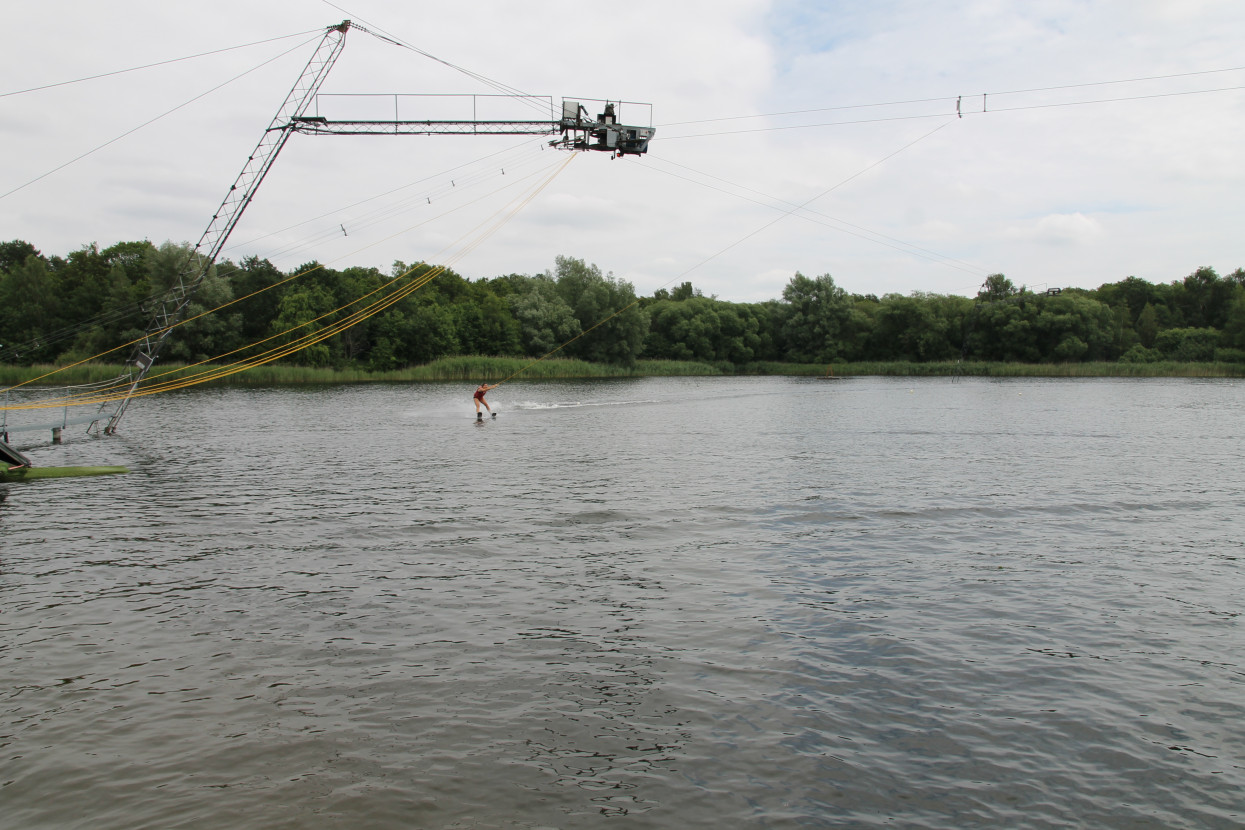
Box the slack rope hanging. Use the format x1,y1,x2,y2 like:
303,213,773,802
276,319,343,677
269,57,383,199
2,154,577,412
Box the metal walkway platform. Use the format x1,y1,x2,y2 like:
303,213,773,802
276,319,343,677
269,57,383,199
2,414,100,434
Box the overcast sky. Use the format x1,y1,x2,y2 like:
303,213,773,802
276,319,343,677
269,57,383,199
3,1,1243,303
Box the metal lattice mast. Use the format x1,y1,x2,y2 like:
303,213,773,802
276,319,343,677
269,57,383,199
95,21,352,435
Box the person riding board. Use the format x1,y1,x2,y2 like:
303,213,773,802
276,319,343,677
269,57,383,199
473,382,498,418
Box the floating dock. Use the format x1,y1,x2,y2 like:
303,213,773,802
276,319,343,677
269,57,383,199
2,465,129,482
0,437,128,482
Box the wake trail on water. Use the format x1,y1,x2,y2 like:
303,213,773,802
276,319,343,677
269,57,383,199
399,398,659,422
509,399,659,411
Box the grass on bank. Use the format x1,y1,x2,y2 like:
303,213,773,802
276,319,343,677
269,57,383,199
754,360,1245,378
1,357,1243,389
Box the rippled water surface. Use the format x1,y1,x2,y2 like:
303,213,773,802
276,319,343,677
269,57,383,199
2,376,1242,828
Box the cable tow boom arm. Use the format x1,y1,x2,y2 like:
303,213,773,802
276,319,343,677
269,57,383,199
290,99,655,155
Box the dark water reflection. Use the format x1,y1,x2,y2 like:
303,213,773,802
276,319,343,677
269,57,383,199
1,377,1242,828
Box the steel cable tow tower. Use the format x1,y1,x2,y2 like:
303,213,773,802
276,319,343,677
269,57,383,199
91,20,654,436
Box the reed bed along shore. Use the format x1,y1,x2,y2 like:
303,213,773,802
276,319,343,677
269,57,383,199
2,357,1242,389
790,360,1245,378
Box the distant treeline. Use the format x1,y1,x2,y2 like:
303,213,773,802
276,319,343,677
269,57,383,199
2,238,1243,370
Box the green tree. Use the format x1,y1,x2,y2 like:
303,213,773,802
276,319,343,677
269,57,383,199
671,281,698,301
510,276,581,355
401,300,461,364
1221,286,1245,349
333,265,388,363
1118,344,1162,363
1135,303,1159,347
1093,275,1162,326
713,302,762,364
0,240,42,273
367,332,400,371
644,297,718,361
869,292,963,361
553,255,648,365
134,242,242,364
1031,292,1114,362
978,273,1018,302
964,298,1038,362
1154,327,1219,362
53,244,116,338
102,240,154,274
63,262,144,361
1052,335,1088,361
227,256,288,343
269,284,336,366
1171,266,1236,329
1107,303,1139,358
779,272,854,362
0,254,57,363
998,312,1039,361
457,289,522,356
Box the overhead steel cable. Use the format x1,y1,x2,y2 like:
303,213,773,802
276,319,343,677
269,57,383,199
659,121,957,284
960,83,1245,115
660,111,954,140
224,138,545,254
0,29,324,98
659,97,952,128
975,64,1245,98
253,155,554,263
636,156,986,278
658,63,1245,129
236,142,553,265
496,122,954,385
658,78,1245,140
317,0,552,118
0,34,323,202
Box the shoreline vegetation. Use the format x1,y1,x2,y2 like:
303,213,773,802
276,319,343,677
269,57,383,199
3,356,1242,388
5,243,1245,380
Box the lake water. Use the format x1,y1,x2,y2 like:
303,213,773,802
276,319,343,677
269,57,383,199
1,376,1242,828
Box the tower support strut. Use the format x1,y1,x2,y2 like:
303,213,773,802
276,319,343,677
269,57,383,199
95,21,353,435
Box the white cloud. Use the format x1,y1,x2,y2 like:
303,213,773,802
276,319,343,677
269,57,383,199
1005,212,1104,246
0,0,1242,301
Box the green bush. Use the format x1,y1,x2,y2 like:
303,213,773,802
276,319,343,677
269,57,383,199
1213,347,1245,364
1118,345,1163,364
1154,327,1219,362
